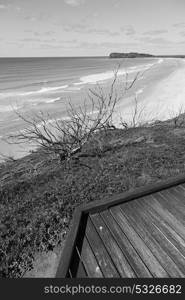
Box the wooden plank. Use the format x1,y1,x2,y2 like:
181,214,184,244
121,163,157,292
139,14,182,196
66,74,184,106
76,262,88,278
74,246,88,278
168,186,185,207
121,200,184,277
135,199,185,262
145,194,185,242
179,182,185,192
130,200,185,275
100,210,152,277
157,190,185,225
160,189,185,217
80,237,103,277
86,218,120,277
90,214,136,278
165,188,185,211
120,201,183,277
141,193,185,241
56,174,185,278
81,173,185,214
110,206,168,277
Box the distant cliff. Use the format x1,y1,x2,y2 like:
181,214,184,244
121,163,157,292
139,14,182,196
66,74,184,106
109,52,185,59
109,52,155,58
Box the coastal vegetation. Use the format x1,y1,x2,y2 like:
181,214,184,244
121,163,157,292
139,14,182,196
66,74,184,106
109,52,185,59
1,71,185,277
109,52,154,58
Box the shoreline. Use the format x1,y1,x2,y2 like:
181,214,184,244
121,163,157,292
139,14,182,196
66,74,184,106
1,57,185,161
114,58,185,126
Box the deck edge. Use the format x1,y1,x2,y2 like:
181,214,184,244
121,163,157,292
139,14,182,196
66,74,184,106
55,208,87,278
55,173,185,277
82,173,185,214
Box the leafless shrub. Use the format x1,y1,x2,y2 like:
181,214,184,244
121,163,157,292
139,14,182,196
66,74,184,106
6,66,140,165
169,105,185,128
119,95,146,129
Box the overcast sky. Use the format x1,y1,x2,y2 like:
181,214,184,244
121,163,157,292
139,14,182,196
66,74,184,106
0,0,185,57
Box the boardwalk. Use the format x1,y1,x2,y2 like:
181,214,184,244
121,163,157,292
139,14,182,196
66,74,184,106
56,175,185,278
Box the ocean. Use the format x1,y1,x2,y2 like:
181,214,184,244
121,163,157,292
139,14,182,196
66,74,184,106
0,56,156,107
0,56,176,159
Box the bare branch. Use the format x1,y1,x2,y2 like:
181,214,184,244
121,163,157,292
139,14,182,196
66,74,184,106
7,64,141,165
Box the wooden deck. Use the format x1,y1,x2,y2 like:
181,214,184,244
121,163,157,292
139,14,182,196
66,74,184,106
56,175,185,278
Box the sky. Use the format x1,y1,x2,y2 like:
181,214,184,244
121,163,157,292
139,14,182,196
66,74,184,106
0,0,185,57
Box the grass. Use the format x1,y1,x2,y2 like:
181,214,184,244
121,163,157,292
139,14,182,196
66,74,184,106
1,119,185,277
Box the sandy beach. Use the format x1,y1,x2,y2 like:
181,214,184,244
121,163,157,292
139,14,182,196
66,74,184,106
1,57,185,161
114,58,185,126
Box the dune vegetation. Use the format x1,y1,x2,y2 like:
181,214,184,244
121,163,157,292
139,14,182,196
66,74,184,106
1,71,185,277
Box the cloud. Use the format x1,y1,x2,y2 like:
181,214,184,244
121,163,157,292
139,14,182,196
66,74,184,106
23,15,37,22
143,29,168,35
173,22,185,28
64,0,85,6
21,37,57,43
40,39,79,49
0,3,21,12
23,11,51,23
76,40,137,50
139,36,173,45
87,28,119,36
33,31,55,37
21,38,41,42
179,40,185,44
125,28,135,36
63,23,120,36
41,40,126,51
0,4,8,9
15,6,21,12
120,26,136,36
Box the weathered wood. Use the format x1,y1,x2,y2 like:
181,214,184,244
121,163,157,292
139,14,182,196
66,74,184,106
110,206,168,277
74,246,89,278
56,174,185,278
121,200,184,277
179,182,185,192
131,200,185,275
90,214,136,278
86,218,119,277
148,194,185,241
168,186,185,207
100,210,152,277
157,190,185,225
55,208,87,278
76,261,88,278
80,237,103,277
135,198,185,263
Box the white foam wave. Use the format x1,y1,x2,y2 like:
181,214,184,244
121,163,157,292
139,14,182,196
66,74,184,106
67,87,82,91
19,85,68,96
0,85,68,99
136,88,144,96
157,58,164,64
76,63,154,86
44,97,61,104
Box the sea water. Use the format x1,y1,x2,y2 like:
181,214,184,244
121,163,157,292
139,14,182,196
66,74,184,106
0,56,163,159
